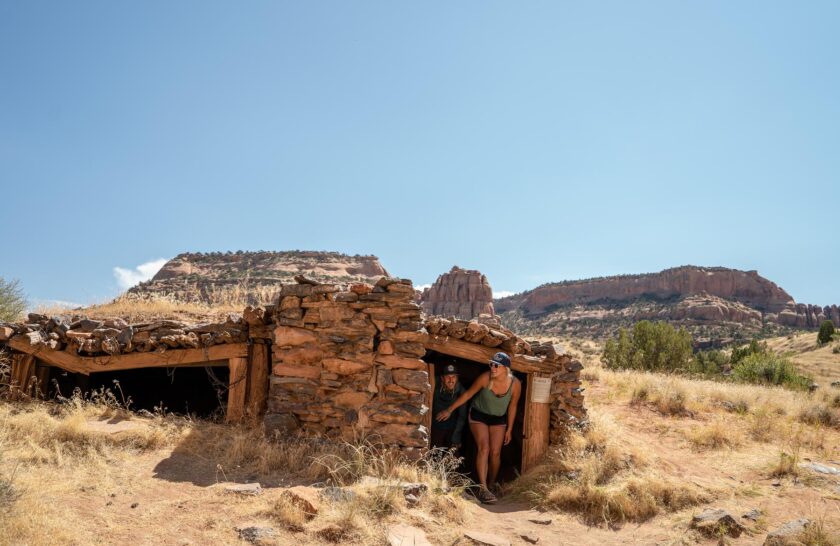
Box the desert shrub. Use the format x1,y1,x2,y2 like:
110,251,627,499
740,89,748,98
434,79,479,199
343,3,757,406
690,349,729,376
732,353,812,390
798,403,840,429
729,339,768,366
688,421,742,450
0,278,26,322
603,321,693,373
817,320,835,345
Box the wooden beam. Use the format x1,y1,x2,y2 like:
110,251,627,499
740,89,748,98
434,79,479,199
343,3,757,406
245,343,269,419
424,336,554,373
8,337,248,374
226,357,248,423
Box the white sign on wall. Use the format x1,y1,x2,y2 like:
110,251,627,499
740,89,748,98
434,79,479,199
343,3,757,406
530,377,552,403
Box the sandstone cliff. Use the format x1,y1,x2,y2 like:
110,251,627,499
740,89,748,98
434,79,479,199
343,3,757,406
128,251,389,304
496,266,838,342
419,266,494,319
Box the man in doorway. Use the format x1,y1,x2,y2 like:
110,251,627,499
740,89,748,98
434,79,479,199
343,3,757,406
431,364,467,450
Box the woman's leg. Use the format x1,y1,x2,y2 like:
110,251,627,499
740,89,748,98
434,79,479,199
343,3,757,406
469,420,490,488
487,425,506,487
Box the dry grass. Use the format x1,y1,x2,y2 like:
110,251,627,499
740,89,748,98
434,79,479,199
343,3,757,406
514,411,711,527
687,420,743,450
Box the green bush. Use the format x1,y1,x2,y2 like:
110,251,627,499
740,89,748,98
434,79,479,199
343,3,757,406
729,339,767,365
817,320,835,346
602,321,693,372
689,349,728,376
732,353,812,390
0,278,26,322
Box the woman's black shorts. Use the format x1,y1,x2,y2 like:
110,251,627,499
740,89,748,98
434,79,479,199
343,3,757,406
468,407,507,427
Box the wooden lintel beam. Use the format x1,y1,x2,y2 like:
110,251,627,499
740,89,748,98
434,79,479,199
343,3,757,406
423,336,553,374
7,337,249,375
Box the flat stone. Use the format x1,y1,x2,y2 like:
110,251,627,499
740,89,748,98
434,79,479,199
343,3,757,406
765,519,811,545
691,509,746,538
387,524,432,546
800,462,840,475
528,516,552,525
224,483,262,496
464,530,511,546
236,526,276,544
520,533,540,544
742,508,762,521
320,486,356,503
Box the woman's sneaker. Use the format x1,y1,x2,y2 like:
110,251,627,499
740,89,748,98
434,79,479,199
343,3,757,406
477,486,497,505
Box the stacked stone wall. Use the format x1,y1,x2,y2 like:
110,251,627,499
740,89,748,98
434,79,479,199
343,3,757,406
264,277,430,449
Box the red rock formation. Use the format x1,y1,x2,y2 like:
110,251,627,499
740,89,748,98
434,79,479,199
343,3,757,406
496,266,794,315
420,266,494,319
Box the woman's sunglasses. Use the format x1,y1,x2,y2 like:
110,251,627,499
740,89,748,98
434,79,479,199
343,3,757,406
489,362,503,369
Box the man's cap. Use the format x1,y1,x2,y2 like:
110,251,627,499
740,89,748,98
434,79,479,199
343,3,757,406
441,364,458,376
490,352,511,368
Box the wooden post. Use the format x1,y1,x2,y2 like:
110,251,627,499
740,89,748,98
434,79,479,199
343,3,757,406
245,342,269,419
10,354,36,399
226,357,248,423
426,363,435,447
34,361,51,399
521,373,551,473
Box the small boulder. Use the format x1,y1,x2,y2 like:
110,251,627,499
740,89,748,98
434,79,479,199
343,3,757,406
764,519,811,545
742,508,762,521
520,533,540,544
236,526,277,545
279,486,321,520
528,516,552,525
691,509,746,538
800,462,840,475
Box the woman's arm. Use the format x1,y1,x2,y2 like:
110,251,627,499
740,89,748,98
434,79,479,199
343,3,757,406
504,378,522,445
435,372,488,422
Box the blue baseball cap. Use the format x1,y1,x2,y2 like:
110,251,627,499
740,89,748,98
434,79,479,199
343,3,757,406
489,352,511,368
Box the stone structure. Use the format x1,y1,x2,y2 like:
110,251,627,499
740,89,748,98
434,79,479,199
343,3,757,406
266,277,430,448
420,266,494,319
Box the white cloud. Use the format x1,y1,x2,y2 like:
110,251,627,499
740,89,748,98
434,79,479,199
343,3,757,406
415,283,432,292
113,258,169,290
493,290,515,298
29,299,85,311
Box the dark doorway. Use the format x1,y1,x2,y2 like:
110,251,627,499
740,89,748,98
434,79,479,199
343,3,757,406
423,350,527,483
50,365,229,418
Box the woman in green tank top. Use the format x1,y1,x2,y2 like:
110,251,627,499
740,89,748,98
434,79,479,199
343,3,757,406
435,352,521,504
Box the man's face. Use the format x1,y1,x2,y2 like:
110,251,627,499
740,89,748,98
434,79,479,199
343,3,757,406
442,374,458,390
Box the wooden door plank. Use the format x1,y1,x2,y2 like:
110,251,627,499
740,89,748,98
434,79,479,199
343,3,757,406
246,343,270,419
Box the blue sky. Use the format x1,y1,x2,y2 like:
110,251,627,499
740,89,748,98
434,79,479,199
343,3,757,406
1,2,838,306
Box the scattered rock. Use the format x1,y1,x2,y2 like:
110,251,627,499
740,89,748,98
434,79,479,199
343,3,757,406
831,381,840,388
691,509,746,538
279,486,321,519
771,479,782,487
315,524,348,543
236,526,277,544
130,502,139,509
520,533,540,544
225,483,262,496
742,508,762,521
764,519,811,546
464,530,511,546
800,462,840,475
320,486,356,503
528,516,552,525
387,524,432,546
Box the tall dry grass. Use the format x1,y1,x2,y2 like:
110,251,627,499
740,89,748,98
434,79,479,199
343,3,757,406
513,411,712,527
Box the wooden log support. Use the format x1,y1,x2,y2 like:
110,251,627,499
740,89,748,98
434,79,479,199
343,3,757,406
424,336,554,374
521,373,551,473
9,354,36,399
226,357,248,423
7,338,249,375
245,342,270,419
425,363,435,436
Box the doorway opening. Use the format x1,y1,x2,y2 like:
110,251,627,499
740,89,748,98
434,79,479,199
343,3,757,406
423,350,528,483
